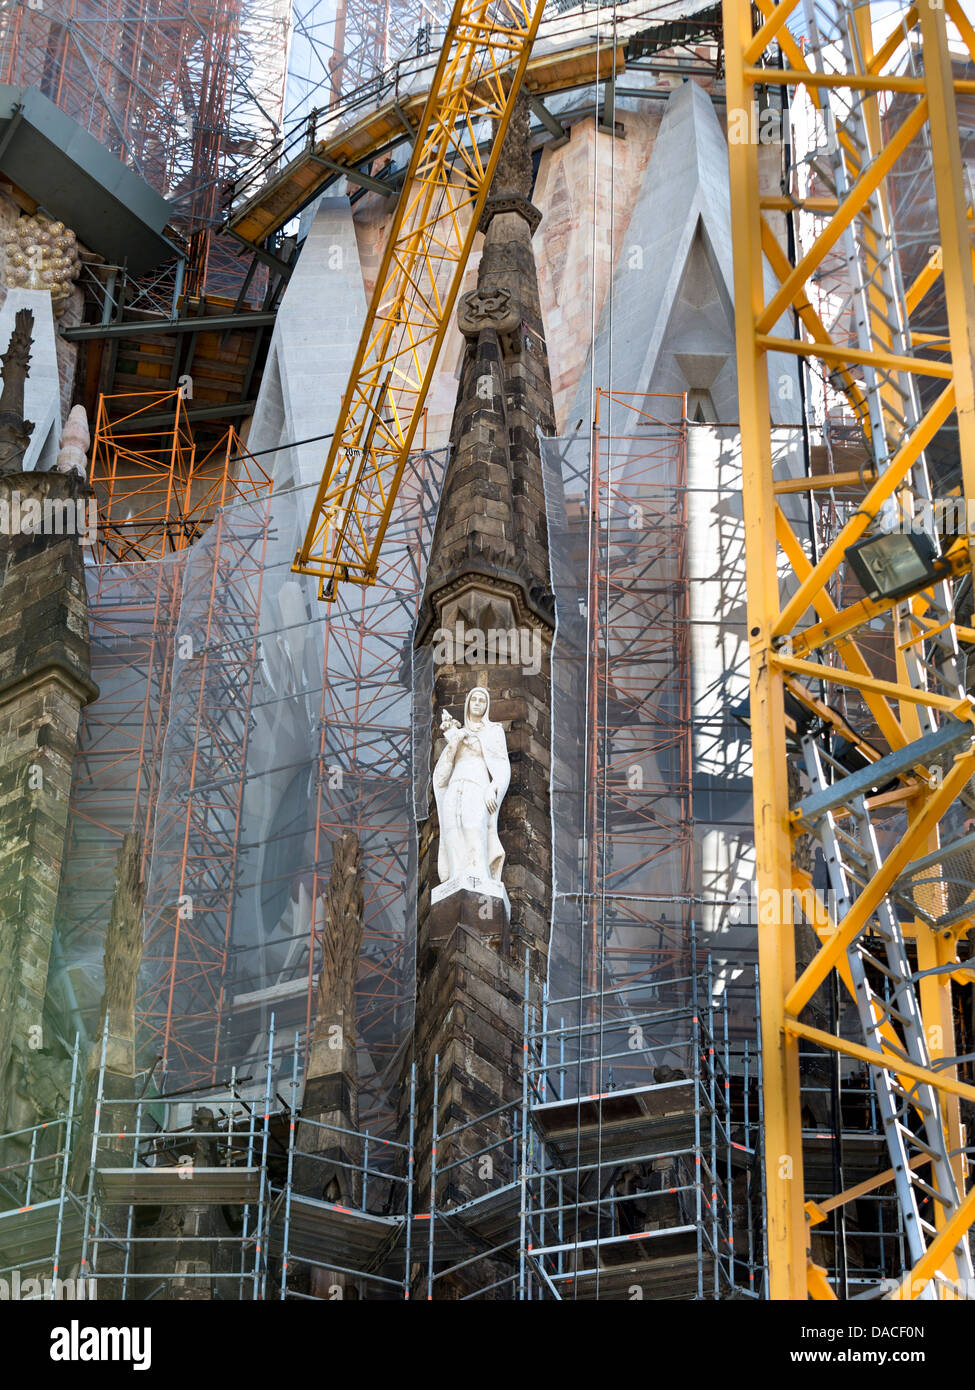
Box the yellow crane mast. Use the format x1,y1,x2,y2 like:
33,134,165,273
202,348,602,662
292,0,549,599
290,0,975,1300
725,0,975,1299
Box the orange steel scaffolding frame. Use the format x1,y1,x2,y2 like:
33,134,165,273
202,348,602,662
55,395,273,1058
137,449,446,1102
589,388,692,985
89,389,273,564
55,559,183,978
63,424,443,1102
138,496,272,1085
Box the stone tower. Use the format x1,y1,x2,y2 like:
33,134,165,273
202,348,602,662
0,310,97,1134
409,92,556,1271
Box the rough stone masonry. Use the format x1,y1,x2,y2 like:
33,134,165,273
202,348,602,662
0,311,97,1134
407,91,557,1291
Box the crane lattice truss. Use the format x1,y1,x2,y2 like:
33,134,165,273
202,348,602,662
292,0,548,600
726,0,975,1299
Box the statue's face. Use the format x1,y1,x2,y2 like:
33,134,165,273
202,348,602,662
469,689,488,718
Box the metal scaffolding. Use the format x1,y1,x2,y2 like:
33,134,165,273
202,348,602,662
89,390,274,564
0,1038,84,1299
587,390,693,997
0,0,291,295
286,0,442,121
58,436,447,1109
725,0,975,1298
79,1023,278,1298
54,395,273,1045
274,1040,417,1299
423,955,755,1300
0,972,764,1300
543,392,696,1048
138,491,273,1085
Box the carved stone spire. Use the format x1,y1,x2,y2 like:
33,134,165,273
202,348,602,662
312,830,364,1035
296,832,365,1297
407,93,556,1295
417,89,555,639
0,308,35,475
98,830,145,1066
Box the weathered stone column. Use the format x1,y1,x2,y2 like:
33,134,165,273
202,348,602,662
0,310,97,1134
408,92,556,1295
297,832,364,1298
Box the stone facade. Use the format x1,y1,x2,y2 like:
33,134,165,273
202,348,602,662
408,95,557,1292
0,467,97,1134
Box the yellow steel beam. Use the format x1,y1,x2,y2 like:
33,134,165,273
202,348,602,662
771,468,876,493
918,1,975,509
725,0,807,1301
772,653,975,720
745,66,975,96
785,751,975,1016
755,334,954,379
807,1261,838,1300
727,0,975,1299
773,385,956,637
807,1153,929,1224
756,100,928,336
784,1021,975,1110
293,0,548,600
788,547,972,660
773,506,907,750
891,1181,975,1300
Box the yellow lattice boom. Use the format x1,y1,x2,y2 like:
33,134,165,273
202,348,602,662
293,0,548,600
725,0,975,1299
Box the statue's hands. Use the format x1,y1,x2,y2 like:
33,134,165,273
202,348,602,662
485,787,498,814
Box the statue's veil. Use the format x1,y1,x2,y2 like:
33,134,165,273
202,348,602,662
433,687,510,883
463,687,510,796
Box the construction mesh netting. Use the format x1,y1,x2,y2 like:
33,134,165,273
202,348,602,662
540,397,701,1083
57,450,447,1128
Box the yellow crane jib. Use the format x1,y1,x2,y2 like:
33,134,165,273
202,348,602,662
292,0,549,601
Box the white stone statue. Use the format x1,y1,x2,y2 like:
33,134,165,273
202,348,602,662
55,404,90,478
432,686,510,907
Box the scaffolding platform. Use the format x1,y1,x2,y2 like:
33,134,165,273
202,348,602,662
0,1197,84,1269
0,977,764,1298
566,1245,716,1302
532,1079,697,1166
270,1191,402,1268
423,1183,524,1271
226,34,626,246
438,1183,521,1247
532,1224,719,1302
96,1166,263,1206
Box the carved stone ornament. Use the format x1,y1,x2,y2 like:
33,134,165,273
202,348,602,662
0,216,82,306
55,404,90,479
457,286,520,340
